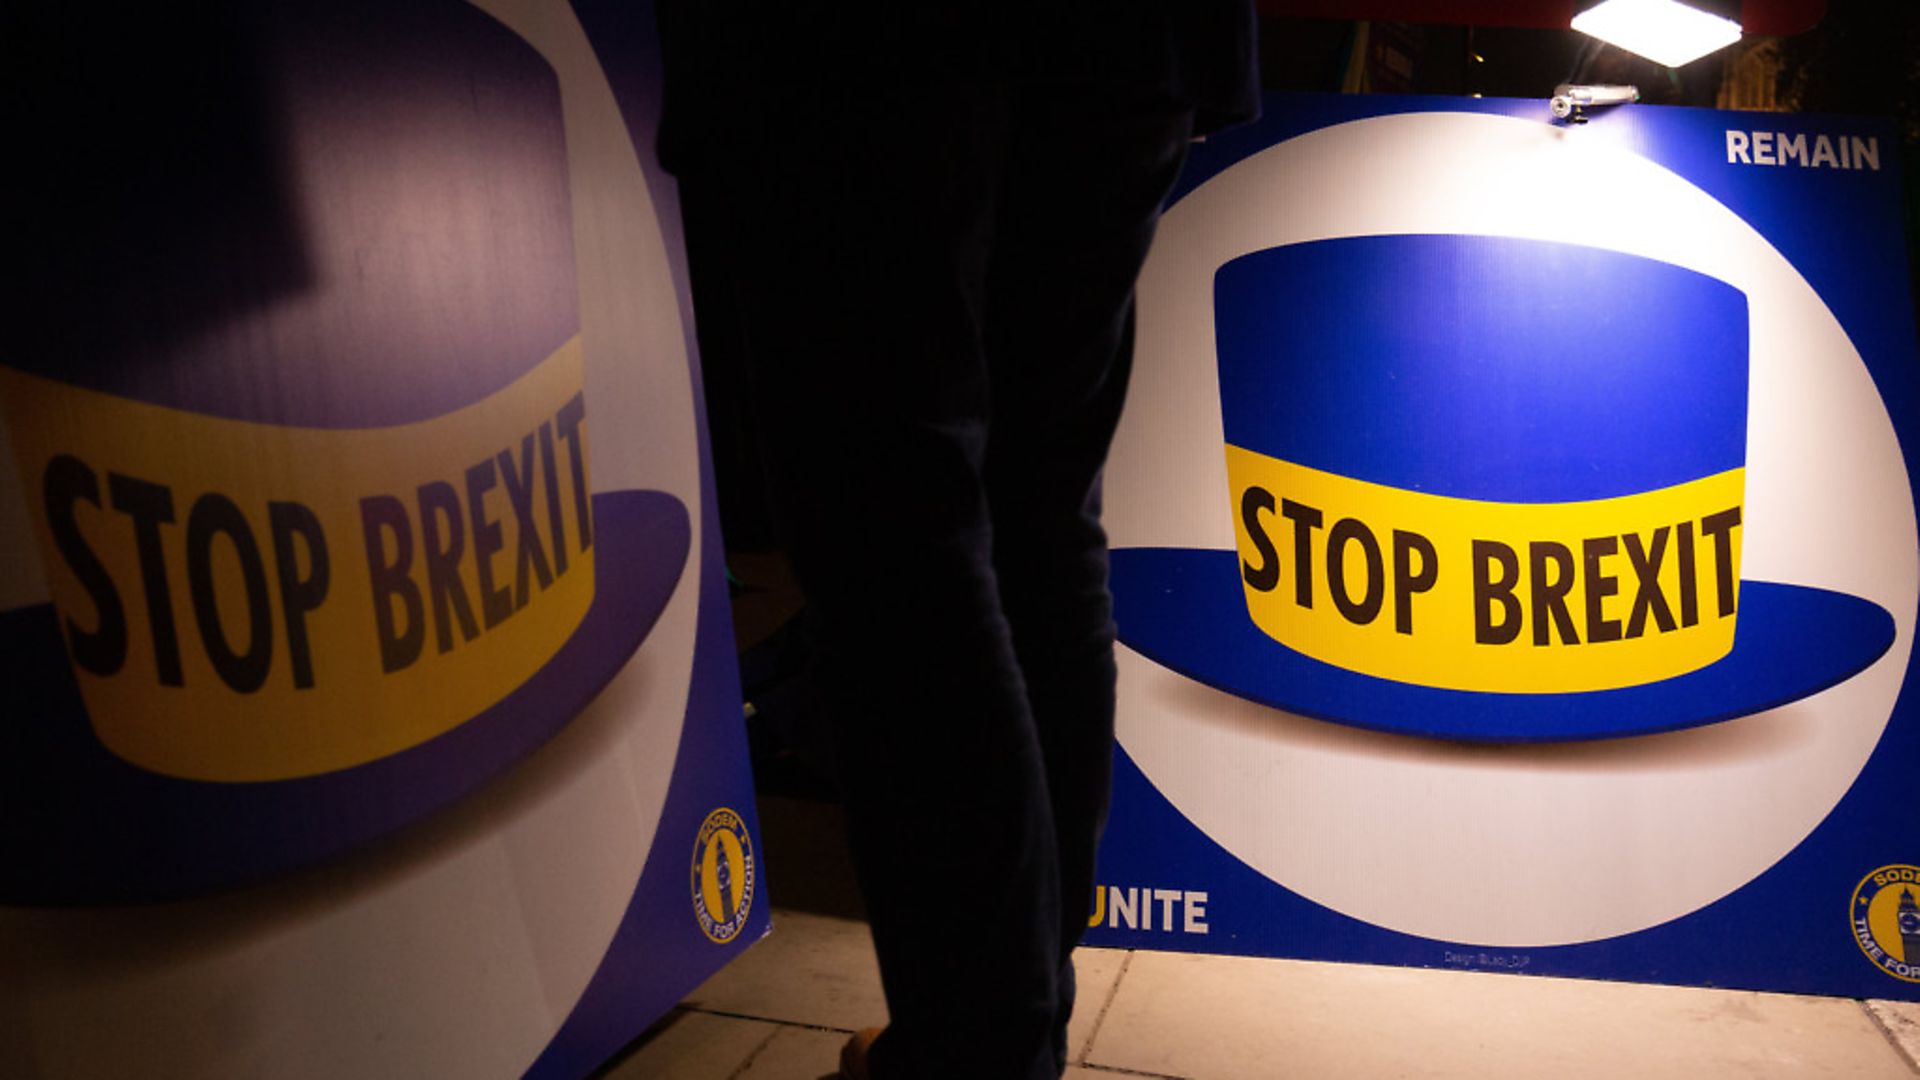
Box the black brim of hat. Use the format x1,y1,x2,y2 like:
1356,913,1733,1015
1111,547,1898,743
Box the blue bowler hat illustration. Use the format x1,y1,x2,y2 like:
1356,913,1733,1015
1112,234,1895,742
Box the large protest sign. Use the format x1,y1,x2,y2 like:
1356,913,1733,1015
1090,92,1920,1001
0,3,765,1075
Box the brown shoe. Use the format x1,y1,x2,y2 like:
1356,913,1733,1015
839,1026,883,1080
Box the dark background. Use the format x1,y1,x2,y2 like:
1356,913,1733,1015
705,0,1920,556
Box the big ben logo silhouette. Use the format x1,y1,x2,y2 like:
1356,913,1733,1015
1899,887,1920,963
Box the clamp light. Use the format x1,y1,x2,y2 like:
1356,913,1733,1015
1549,83,1642,123
1572,0,1743,68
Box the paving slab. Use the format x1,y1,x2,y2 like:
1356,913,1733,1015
735,1025,848,1080
1868,999,1920,1073
685,910,884,1031
1088,950,1917,1080
1068,947,1131,1065
600,1008,777,1080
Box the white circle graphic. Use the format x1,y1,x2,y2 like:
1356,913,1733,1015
1107,111,1917,947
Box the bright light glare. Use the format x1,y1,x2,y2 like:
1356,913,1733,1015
1572,0,1742,68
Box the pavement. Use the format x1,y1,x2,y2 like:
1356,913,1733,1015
602,795,1920,1080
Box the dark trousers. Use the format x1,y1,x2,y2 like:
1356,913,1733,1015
700,77,1192,1079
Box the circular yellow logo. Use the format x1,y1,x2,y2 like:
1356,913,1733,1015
692,807,755,944
1850,864,1920,983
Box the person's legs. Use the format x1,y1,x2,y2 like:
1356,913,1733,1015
714,82,1066,1079
699,58,1192,1077
982,85,1195,1071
